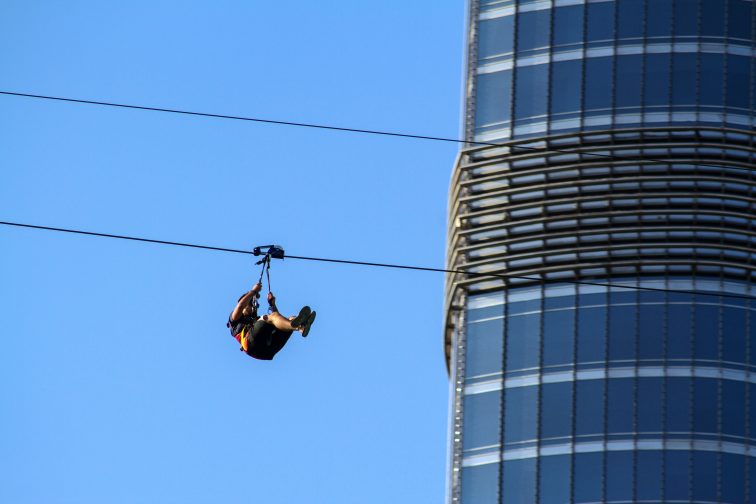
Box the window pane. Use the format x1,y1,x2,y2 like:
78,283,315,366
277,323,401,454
644,53,671,107
609,305,636,361
515,65,549,119
553,5,584,46
693,378,718,434
461,463,499,504
615,55,643,109
749,383,756,440
587,1,614,42
576,379,604,436
608,378,634,434
478,16,514,59
507,312,541,371
665,450,690,501
504,386,538,445
637,451,662,501
722,305,746,364
692,451,717,502
466,318,504,378
668,303,692,360
674,0,699,36
517,10,550,52
606,451,634,501
585,57,614,111
699,53,725,108
722,380,745,438
617,0,644,39
551,60,582,116
701,0,725,37
476,71,512,127
574,452,603,502
728,0,752,40
648,0,673,38
541,382,572,439
672,53,698,106
638,377,663,432
722,454,746,503
750,308,756,368
694,304,719,361
578,306,607,364
639,304,664,360
726,55,751,110
502,458,536,504
543,309,574,367
539,455,570,504
463,392,501,449
667,377,692,432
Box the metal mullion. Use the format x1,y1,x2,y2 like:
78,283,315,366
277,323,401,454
687,273,697,502
660,273,670,501
600,280,610,503
631,276,640,503
497,288,509,504
534,282,545,504
716,273,725,504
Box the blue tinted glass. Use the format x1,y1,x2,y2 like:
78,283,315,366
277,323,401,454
618,0,644,39
476,71,512,127
587,1,614,42
699,53,725,107
509,298,540,315
672,53,698,105
466,318,504,378
665,450,690,500
615,55,643,109
606,451,634,501
543,309,574,367
722,306,746,364
693,378,718,434
648,0,673,37
539,455,570,504
750,308,756,367
638,377,663,432
722,454,745,503
695,304,719,361
574,452,603,501
504,386,538,444
463,392,501,449
749,383,756,440
553,5,584,46
502,459,536,504
514,65,549,119
726,56,751,110
692,451,717,502
701,0,725,37
609,305,636,361
639,304,664,360
576,379,604,436
478,16,514,59
507,312,540,371
541,382,572,439
551,60,582,115
645,53,671,107
668,304,692,359
636,451,662,500
728,0,753,40
674,0,699,36
517,10,550,51
722,380,745,438
667,377,692,432
461,463,499,504
608,378,634,433
578,306,606,363
585,57,614,110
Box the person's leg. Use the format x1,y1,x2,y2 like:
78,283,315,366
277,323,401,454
263,312,300,332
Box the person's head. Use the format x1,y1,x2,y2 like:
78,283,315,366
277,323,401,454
242,304,256,317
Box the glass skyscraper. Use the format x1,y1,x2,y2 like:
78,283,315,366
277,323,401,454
445,0,756,502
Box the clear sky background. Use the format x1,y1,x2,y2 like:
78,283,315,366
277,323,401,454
0,2,463,503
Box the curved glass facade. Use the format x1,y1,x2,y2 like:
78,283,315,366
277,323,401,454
446,0,756,503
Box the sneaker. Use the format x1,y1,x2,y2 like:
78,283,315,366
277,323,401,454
301,311,317,337
291,306,311,328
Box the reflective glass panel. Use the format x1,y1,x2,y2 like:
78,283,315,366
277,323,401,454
466,318,504,378
606,451,634,501
617,0,644,39
692,451,717,502
726,56,751,110
647,0,673,38
543,309,574,367
672,53,698,106
539,455,570,504
665,450,690,501
639,303,664,360
608,378,634,434
541,382,572,439
578,305,606,363
701,0,725,37
553,5,584,46
504,386,538,444
750,308,756,367
478,16,514,59
461,464,499,504
638,377,663,432
668,303,692,359
674,0,699,36
587,1,615,42
636,451,662,501
502,458,536,504
514,65,549,119
722,454,746,503
699,53,725,108
749,383,756,440
667,377,692,432
517,10,550,52
722,380,745,438
728,0,753,40
551,60,582,116
644,53,671,107
463,392,501,449
609,305,636,361
476,71,512,127
574,452,603,502
693,378,718,434
506,312,540,371
585,57,614,111
722,305,746,365
615,55,643,109
694,304,719,361
576,379,604,436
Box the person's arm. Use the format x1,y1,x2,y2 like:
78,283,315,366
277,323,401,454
230,282,262,322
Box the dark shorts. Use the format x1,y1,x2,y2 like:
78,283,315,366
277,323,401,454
245,319,293,360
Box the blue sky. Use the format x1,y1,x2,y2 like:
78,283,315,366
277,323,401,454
0,2,463,503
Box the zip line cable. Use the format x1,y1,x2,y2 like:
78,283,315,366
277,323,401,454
2,90,756,176
2,219,755,302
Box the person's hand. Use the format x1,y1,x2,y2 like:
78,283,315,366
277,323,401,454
251,282,263,293
267,292,276,305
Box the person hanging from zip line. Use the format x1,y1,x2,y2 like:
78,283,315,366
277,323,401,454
227,281,316,361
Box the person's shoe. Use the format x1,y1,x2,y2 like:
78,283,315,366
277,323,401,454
301,311,317,337
291,306,311,328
